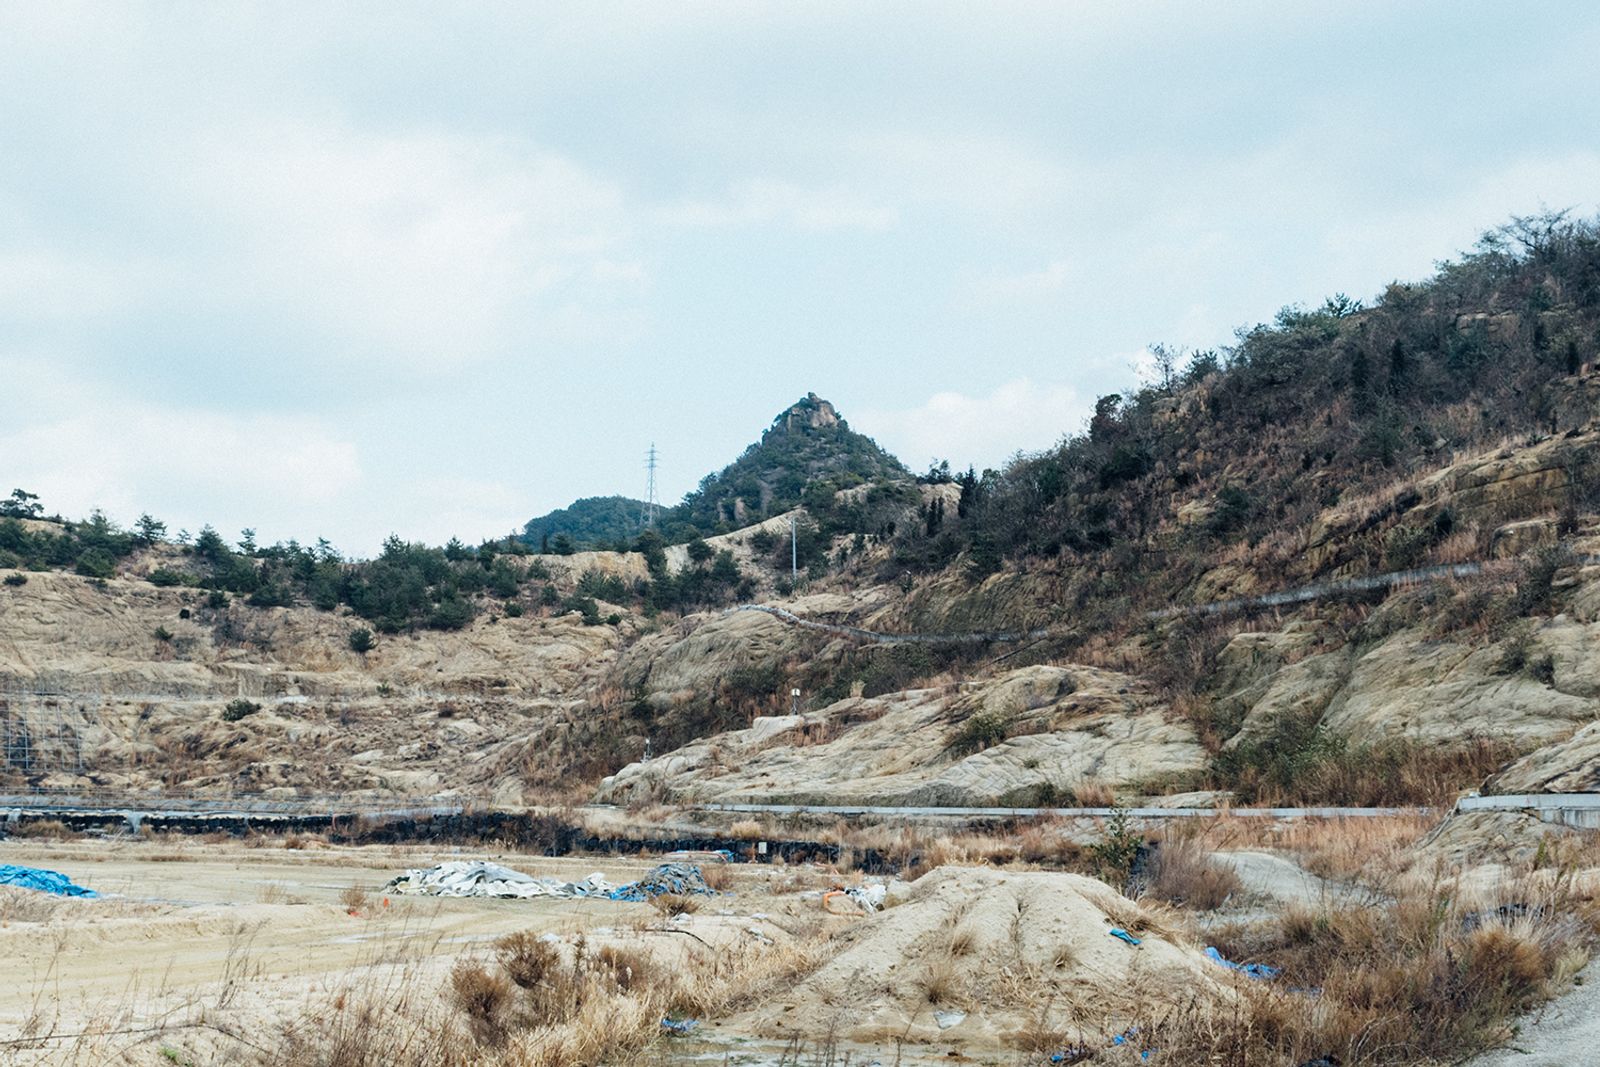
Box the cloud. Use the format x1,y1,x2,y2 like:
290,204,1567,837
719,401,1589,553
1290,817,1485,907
661,179,898,232
0,248,157,325
861,131,1072,228
180,121,645,370
967,259,1076,304
856,378,1089,473
0,390,361,543
381,477,531,548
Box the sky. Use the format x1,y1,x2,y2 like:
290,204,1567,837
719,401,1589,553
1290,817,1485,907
3,2,1599,556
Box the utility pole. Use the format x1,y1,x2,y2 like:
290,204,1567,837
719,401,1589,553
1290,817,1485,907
790,514,798,583
642,444,660,529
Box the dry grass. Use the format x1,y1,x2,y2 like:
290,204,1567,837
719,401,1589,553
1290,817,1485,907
1216,730,1517,808
1206,812,1439,887
725,818,767,839
650,893,699,917
1176,865,1600,1066
339,884,371,913
1144,835,1243,910
7,818,75,840
1069,780,1117,807
0,885,66,924
699,863,733,892
919,955,961,1005
259,921,824,1067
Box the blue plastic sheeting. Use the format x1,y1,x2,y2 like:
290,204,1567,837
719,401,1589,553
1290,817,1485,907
1051,1027,1153,1063
660,1018,699,1034
1203,945,1281,980
608,863,716,902
1108,927,1142,946
0,864,98,898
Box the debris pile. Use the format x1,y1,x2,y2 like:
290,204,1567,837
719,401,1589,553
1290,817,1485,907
385,861,615,899
608,862,718,902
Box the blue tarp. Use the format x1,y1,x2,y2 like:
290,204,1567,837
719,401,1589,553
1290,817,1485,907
608,863,716,902
1203,945,1280,980
0,864,98,898
1108,927,1142,946
1051,1026,1153,1063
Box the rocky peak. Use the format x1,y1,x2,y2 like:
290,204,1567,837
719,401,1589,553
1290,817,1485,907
778,392,841,433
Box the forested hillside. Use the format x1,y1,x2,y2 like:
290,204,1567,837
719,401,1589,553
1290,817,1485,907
520,393,911,550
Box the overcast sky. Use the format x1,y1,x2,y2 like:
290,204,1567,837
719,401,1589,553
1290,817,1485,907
3,2,1598,555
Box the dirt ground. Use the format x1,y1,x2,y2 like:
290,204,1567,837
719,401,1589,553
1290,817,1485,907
0,837,681,1062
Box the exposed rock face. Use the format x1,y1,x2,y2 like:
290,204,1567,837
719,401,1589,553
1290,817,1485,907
597,664,1207,805
0,571,622,800
780,392,840,432
1489,721,1600,793
1299,431,1595,574
1214,614,1600,751
1492,518,1558,558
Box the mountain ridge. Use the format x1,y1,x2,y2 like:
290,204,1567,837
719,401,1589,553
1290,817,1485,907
520,392,910,549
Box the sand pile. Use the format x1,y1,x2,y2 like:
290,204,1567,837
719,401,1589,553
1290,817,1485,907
739,865,1229,1050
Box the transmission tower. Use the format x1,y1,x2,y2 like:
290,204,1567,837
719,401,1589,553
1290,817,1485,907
642,443,661,528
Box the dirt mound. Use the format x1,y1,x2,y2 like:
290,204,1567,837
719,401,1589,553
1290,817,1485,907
736,865,1228,1049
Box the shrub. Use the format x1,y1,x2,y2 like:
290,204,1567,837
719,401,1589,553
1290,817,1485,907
856,645,932,697
153,626,173,643
950,711,1008,754
448,961,511,1045
495,931,560,989
147,567,194,587
206,590,228,610
563,596,602,625
576,569,629,603
651,893,700,917
1089,808,1144,883
1515,546,1574,615
247,583,294,607
348,628,374,654
2,573,25,587
427,597,473,630
503,601,524,617
74,547,116,578
222,698,262,722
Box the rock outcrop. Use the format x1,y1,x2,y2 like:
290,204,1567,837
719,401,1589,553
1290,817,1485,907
598,664,1207,805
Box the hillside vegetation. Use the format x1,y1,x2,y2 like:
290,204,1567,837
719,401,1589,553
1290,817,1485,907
522,496,650,554
521,393,911,550
7,212,1600,816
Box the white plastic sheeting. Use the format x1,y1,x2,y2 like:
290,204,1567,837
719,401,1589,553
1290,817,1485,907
385,860,616,899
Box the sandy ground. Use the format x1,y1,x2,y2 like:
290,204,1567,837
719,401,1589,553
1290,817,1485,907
1465,968,1600,1067
1215,849,1374,908
0,836,675,1061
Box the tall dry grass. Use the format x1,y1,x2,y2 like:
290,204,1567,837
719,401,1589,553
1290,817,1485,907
254,925,822,1067
1143,836,1244,911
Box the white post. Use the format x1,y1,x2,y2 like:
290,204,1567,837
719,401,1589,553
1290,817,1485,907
790,516,797,583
